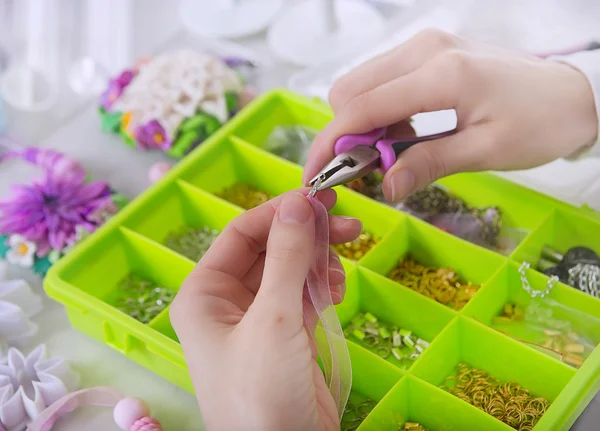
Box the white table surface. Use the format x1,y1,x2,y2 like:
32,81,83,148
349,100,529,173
0,1,598,430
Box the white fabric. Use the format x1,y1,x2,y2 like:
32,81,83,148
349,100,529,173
551,50,600,158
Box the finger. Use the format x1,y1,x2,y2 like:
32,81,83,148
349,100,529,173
304,52,462,185
239,245,348,296
329,214,362,244
196,188,336,281
331,282,346,305
239,215,359,292
329,29,459,111
386,120,417,140
382,126,486,202
254,192,315,318
328,250,345,286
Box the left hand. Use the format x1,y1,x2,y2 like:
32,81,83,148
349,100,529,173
170,189,361,431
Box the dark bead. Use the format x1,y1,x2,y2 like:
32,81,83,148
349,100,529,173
542,265,569,283
562,246,600,266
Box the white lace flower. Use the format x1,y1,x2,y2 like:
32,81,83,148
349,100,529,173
0,345,79,431
111,49,243,140
5,236,36,268
0,279,43,363
0,279,42,320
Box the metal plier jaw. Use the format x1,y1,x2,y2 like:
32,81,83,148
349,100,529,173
308,145,380,192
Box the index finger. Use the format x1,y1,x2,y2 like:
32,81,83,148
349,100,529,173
194,188,337,280
303,54,461,185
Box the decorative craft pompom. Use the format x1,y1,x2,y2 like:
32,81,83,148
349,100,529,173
114,397,150,430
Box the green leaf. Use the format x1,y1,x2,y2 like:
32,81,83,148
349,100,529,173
33,257,53,276
225,92,239,113
0,235,9,258
100,110,123,132
111,193,129,210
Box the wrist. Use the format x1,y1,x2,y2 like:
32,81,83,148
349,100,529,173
549,53,600,159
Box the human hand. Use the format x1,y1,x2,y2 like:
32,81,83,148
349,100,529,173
303,29,599,202
170,189,361,431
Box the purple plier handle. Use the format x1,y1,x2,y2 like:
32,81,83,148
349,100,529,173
333,127,457,174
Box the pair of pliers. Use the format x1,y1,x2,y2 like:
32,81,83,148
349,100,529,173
308,127,455,193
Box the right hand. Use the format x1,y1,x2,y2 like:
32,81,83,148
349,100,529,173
303,29,599,203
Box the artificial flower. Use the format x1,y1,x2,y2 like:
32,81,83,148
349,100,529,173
4,236,35,268
47,249,61,264
0,278,42,318
120,111,133,137
0,345,79,430
0,301,38,361
99,70,135,111
134,120,172,150
0,174,113,257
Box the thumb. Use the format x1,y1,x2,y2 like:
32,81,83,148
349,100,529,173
253,192,316,319
382,128,484,202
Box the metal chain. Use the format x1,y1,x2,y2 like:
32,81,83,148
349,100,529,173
568,264,600,298
518,261,558,298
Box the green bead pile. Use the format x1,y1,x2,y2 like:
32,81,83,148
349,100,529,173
115,273,175,324
342,398,377,431
164,226,220,262
344,312,429,370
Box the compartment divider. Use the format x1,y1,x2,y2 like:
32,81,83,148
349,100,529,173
176,179,246,219
230,134,306,171
119,227,198,270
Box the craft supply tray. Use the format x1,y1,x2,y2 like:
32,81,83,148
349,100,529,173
45,89,600,431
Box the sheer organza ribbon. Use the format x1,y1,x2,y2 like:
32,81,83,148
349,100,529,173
25,387,163,431
304,195,352,419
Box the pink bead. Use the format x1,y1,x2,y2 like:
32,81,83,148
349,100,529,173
148,162,172,184
114,397,150,430
131,417,163,431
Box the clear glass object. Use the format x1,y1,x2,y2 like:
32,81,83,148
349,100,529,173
179,0,284,39
267,0,386,66
67,0,133,97
0,0,60,112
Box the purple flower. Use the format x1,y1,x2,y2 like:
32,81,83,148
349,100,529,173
221,56,255,69
134,120,172,150
0,173,113,257
99,69,136,111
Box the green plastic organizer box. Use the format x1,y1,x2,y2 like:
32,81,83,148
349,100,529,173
44,89,600,430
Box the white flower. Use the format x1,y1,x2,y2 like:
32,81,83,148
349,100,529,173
0,279,42,319
5,236,36,268
0,345,79,431
0,302,38,362
111,49,243,139
0,278,43,363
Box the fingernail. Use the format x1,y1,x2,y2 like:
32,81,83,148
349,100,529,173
279,193,312,224
330,253,344,273
331,283,346,304
391,169,416,202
